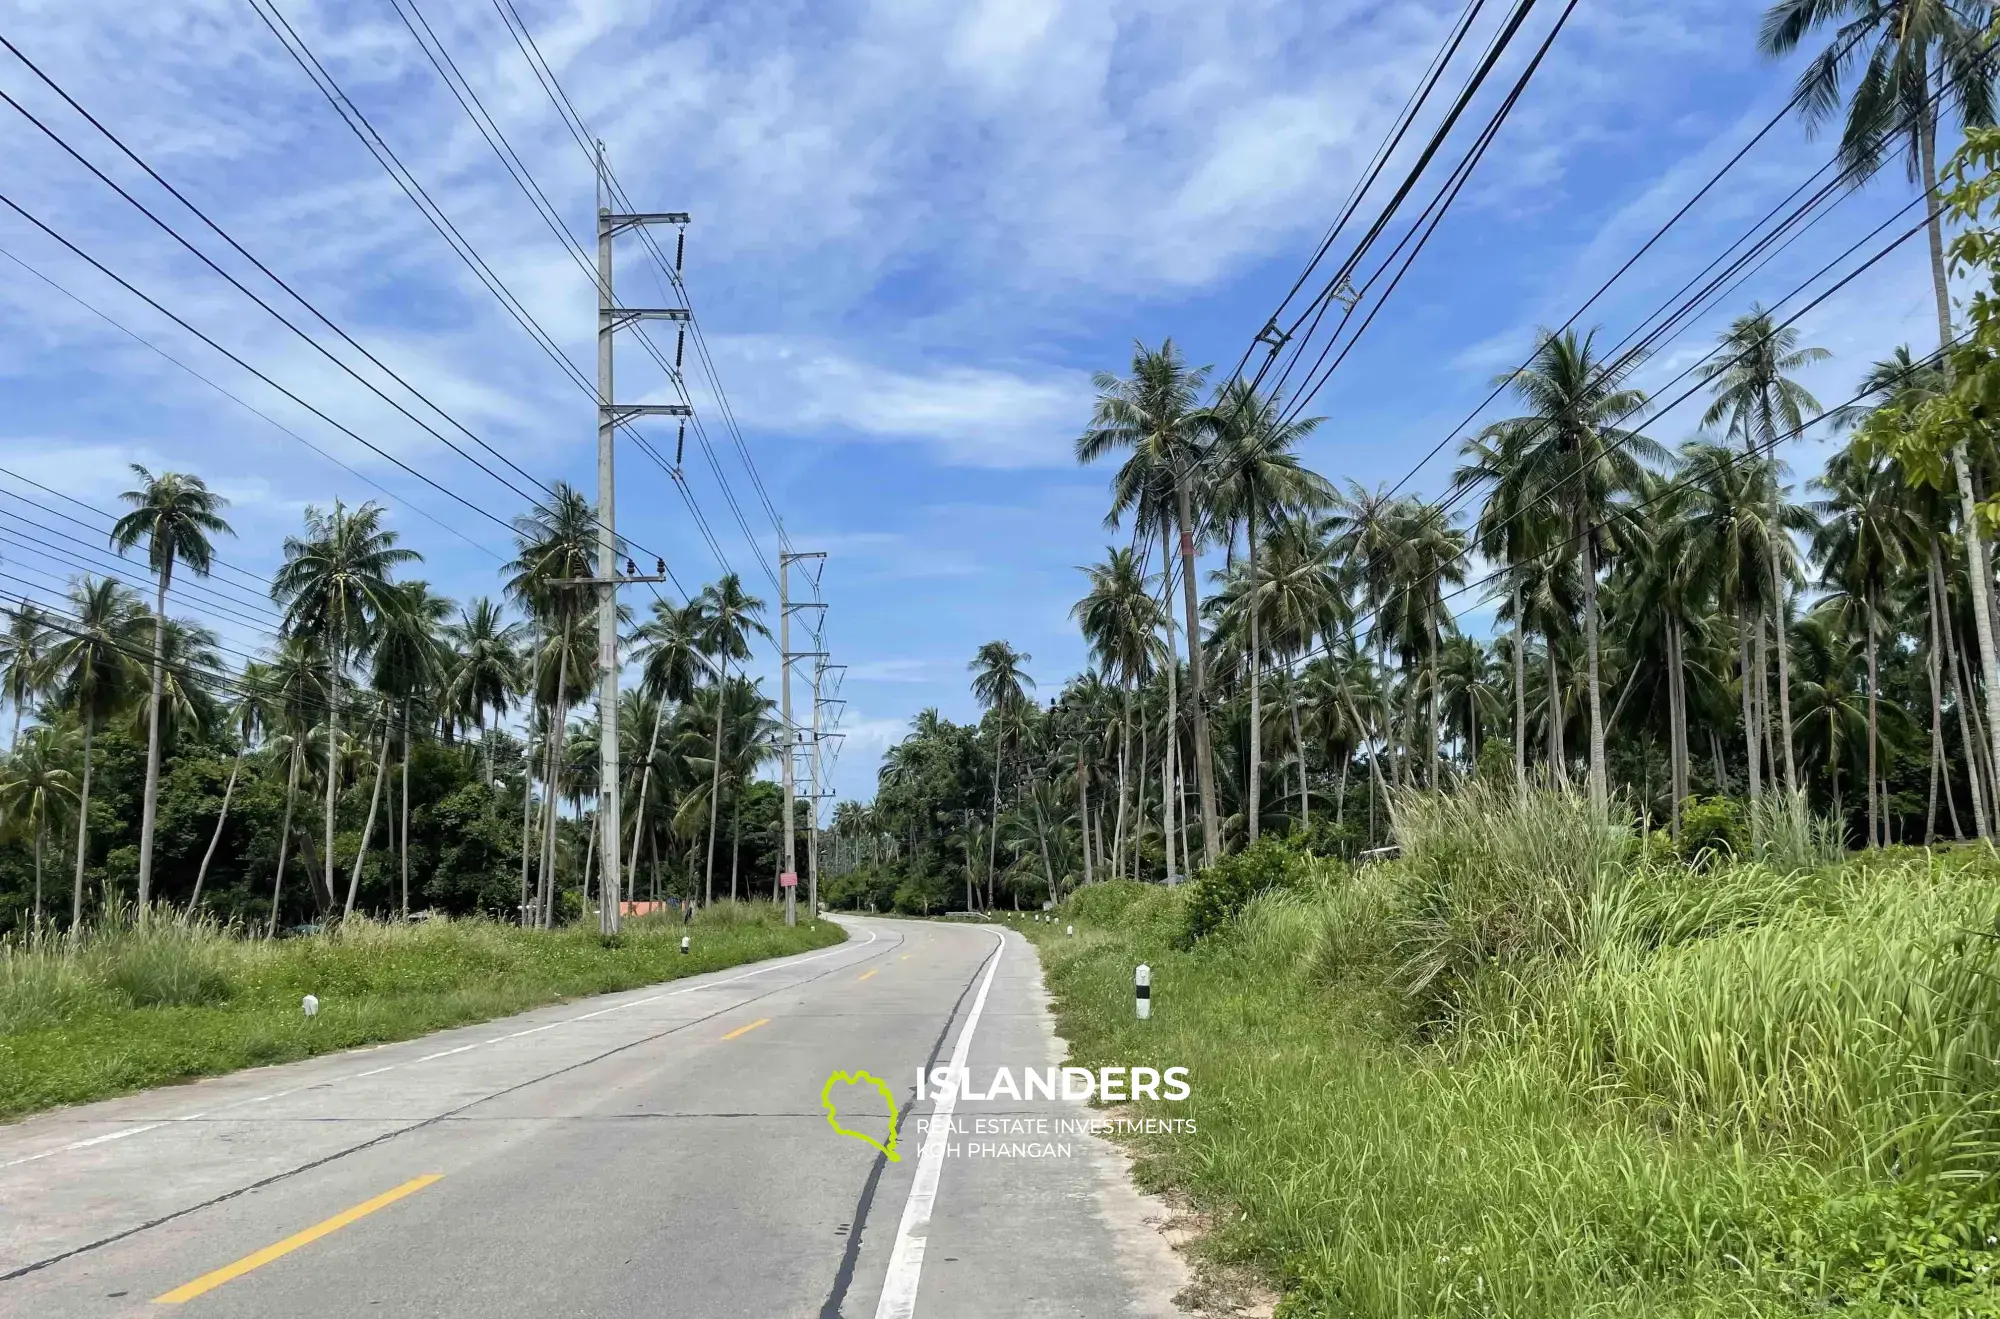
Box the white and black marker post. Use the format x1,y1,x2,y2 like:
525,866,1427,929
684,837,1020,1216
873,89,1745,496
680,933,691,956
1135,964,1151,1020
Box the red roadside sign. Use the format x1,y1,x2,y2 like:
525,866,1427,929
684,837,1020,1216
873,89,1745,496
780,871,798,888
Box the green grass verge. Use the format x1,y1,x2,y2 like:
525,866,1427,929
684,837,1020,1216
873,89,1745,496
0,902,841,1121
1008,839,2000,1318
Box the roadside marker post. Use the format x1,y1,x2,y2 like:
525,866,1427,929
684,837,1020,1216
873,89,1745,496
680,934,690,956
301,995,319,1019
1135,965,1151,1020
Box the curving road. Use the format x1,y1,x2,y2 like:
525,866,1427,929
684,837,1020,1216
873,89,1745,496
0,917,1184,1318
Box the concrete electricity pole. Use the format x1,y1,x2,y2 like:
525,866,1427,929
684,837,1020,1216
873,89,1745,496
778,549,827,926
579,143,687,935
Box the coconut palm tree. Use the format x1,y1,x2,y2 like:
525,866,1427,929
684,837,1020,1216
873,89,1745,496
356,580,450,919
44,578,145,925
189,678,268,915
109,465,233,912
1072,547,1163,881
1813,444,1921,845
1484,328,1658,806
0,724,77,924
504,485,595,926
1079,340,1223,867
272,501,419,918
445,597,523,788
1762,0,2000,813
970,640,1034,906
1700,306,1831,795
1203,379,1332,841
261,635,326,935
692,575,770,904
0,602,48,750
629,597,704,896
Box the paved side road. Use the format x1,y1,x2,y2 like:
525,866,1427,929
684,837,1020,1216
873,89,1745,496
0,917,1187,1317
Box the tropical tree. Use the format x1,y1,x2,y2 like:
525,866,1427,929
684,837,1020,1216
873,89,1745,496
445,597,522,787
1072,547,1163,882
44,577,145,925
109,465,233,912
1203,379,1332,841
272,501,419,920
1483,328,1658,806
1079,340,1222,866
970,640,1034,906
0,602,48,750
0,724,77,923
693,574,769,904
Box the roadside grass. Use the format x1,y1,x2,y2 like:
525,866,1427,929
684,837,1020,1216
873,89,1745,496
0,901,841,1120
1016,795,2000,1318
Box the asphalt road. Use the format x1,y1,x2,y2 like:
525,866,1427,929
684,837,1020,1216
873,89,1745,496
0,916,1185,1318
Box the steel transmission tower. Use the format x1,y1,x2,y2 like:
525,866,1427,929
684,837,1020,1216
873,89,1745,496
778,549,827,926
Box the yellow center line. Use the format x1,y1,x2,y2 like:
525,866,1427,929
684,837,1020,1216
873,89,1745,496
857,967,880,982
154,1173,442,1304
899,954,912,961
721,1017,771,1040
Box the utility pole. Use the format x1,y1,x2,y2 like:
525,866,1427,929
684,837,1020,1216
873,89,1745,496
580,143,688,936
779,549,827,926
810,659,846,918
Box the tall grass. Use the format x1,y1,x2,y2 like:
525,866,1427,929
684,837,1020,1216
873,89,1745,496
1033,789,2000,1316
0,902,840,1119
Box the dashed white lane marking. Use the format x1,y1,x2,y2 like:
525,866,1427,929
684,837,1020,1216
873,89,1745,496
0,927,881,1171
873,927,1006,1319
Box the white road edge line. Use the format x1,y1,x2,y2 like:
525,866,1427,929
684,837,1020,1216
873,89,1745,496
0,926,883,1171
873,928,1006,1319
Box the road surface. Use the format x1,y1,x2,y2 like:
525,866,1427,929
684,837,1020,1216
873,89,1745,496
0,916,1186,1317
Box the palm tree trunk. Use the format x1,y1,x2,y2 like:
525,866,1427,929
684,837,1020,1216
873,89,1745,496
517,625,542,926
1770,558,1797,795
705,657,728,904
1936,543,1988,838
1739,617,1761,800
33,816,45,926
71,717,93,927
1668,619,1687,839
344,715,393,920
1246,515,1263,843
269,744,300,938
189,749,241,914
1927,564,1947,843
325,622,342,922
987,732,1003,905
1113,679,1131,880
1175,483,1220,866
1428,605,1442,790
538,637,571,926
1756,616,1775,789
627,697,668,894
400,703,412,919
1077,744,1093,884
1546,641,1566,781
1923,106,2000,822
1513,585,1527,788
1135,714,1150,882
1867,590,1881,849
582,810,598,909
1289,677,1307,827
1582,533,1606,808
730,785,742,902
136,567,171,912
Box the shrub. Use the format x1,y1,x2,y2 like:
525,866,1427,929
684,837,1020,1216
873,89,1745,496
1747,788,1844,873
1177,836,1302,946
90,919,237,1008
1678,795,1745,869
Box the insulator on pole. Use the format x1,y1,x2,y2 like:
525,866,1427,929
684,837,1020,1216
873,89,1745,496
675,328,685,371
675,228,685,271
675,420,686,467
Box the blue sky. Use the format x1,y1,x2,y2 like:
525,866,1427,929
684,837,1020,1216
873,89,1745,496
0,0,1949,806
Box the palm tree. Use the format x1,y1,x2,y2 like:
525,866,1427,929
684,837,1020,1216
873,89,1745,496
109,466,233,912
44,577,145,925
357,580,450,919
1814,444,1920,845
0,602,48,750
190,679,267,915
1485,328,1658,806
630,597,704,896
1203,379,1332,841
1072,547,1163,881
0,724,77,923
1762,0,2000,820
504,485,595,926
1079,340,1222,867
445,597,523,788
272,501,419,919
1256,512,1349,825
693,575,770,904
1700,306,1831,795
970,641,1034,906
261,635,326,935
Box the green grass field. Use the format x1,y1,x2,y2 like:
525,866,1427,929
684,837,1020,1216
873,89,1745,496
0,902,841,1120
1013,789,2000,1317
